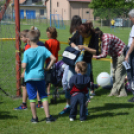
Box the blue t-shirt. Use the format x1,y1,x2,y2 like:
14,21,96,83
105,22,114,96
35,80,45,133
22,46,51,82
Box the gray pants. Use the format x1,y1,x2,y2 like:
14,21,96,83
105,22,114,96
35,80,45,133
110,52,127,96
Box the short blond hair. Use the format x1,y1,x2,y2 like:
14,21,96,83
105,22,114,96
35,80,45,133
30,26,41,37
75,61,87,75
27,30,39,43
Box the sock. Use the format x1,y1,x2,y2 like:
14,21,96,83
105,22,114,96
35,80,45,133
65,104,70,108
38,101,42,104
22,102,26,106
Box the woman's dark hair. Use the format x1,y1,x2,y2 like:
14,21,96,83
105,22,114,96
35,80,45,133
79,21,95,35
70,15,82,34
95,27,103,40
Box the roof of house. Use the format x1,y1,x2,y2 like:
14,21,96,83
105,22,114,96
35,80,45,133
68,0,91,2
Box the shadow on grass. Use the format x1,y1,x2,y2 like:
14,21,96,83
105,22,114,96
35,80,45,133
89,103,134,112
95,88,132,96
88,112,129,120
95,88,111,96
0,111,18,120
0,102,3,104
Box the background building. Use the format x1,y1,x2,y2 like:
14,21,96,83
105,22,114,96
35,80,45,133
46,0,94,21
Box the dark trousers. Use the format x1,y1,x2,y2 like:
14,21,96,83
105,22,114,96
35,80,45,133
126,50,134,95
69,92,86,120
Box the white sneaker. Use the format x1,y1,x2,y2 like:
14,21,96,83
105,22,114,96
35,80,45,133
70,118,74,121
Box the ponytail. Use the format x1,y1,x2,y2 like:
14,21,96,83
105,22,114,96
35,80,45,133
95,27,103,41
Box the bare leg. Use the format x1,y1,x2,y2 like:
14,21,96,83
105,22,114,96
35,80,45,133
37,91,41,101
47,83,51,95
21,86,27,103
30,102,37,119
42,100,49,118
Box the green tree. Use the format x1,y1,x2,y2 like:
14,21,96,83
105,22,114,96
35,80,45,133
89,0,134,19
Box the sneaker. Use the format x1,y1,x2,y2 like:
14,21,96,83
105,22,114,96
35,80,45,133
59,107,70,115
36,103,43,108
31,117,38,123
46,115,55,123
128,97,134,102
90,92,96,96
70,118,74,121
80,119,86,122
14,104,27,110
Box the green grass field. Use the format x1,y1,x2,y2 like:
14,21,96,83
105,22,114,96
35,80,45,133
0,23,134,134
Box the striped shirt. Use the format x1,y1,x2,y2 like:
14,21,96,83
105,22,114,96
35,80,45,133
96,33,126,59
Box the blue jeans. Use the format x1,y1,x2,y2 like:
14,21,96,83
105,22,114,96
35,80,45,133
69,92,87,120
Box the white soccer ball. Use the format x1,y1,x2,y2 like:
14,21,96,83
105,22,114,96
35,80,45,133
96,72,111,87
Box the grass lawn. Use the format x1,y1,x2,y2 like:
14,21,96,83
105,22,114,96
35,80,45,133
0,23,134,134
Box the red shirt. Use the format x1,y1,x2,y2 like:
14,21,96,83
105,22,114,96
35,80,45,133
25,44,31,51
96,33,126,58
45,39,60,63
70,85,88,95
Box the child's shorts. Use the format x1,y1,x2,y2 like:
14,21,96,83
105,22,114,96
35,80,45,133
26,80,47,102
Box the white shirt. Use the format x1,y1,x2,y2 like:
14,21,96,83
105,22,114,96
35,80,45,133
128,25,134,47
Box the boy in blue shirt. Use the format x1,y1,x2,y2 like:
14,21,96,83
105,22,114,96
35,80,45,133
22,30,56,123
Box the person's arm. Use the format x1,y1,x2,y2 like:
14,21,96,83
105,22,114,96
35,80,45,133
93,38,108,59
45,54,56,71
22,63,26,69
58,41,60,51
68,76,74,90
69,31,81,50
77,45,96,55
21,52,27,69
125,38,134,62
21,69,25,77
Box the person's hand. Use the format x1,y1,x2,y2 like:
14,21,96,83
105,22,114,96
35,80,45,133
93,55,97,58
21,72,24,78
44,68,50,71
125,55,129,62
77,45,83,50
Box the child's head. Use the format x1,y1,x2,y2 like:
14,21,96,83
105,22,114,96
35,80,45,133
128,9,134,24
46,27,57,39
70,15,82,34
78,22,95,38
75,61,87,75
30,26,41,37
20,29,29,43
27,30,39,43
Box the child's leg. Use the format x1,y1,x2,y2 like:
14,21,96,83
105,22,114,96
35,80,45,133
26,81,38,119
47,83,51,95
22,85,27,103
36,91,43,108
30,102,37,119
42,99,49,118
78,93,86,121
37,91,40,101
69,95,77,119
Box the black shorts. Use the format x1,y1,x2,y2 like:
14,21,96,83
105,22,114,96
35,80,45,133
21,78,26,86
